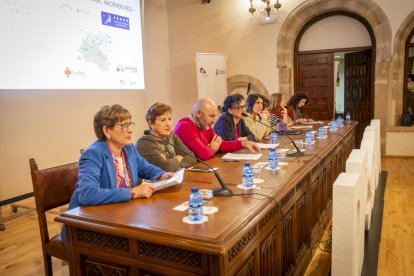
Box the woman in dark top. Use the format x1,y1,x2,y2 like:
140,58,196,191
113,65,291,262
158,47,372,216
214,93,256,142
136,103,197,171
286,92,309,123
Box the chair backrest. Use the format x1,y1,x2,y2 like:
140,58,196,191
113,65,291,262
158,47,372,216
30,158,78,242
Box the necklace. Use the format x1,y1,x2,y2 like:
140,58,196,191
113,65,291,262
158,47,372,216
106,142,133,188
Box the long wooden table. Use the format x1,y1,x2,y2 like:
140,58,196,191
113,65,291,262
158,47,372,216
57,122,357,276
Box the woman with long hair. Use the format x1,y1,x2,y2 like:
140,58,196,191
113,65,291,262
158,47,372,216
268,93,293,127
286,92,309,123
243,93,272,140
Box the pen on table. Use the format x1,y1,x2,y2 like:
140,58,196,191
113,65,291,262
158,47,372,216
223,159,240,162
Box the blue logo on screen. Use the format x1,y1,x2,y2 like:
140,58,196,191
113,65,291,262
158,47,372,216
101,11,129,30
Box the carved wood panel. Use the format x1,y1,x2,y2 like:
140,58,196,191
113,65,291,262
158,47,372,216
282,210,294,275
296,194,308,257
260,229,280,276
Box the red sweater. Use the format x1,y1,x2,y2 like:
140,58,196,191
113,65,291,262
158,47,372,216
174,117,243,161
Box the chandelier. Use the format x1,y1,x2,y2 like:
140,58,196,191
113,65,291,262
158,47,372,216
248,0,282,18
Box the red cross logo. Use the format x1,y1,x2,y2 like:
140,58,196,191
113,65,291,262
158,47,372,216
64,67,71,78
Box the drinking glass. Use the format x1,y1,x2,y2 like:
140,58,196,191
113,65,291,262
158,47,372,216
252,165,263,189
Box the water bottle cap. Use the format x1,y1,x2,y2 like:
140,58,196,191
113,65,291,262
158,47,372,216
270,148,275,152
245,162,251,167
191,187,199,193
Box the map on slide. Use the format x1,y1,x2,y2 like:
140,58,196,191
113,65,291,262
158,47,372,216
79,31,112,72
0,0,144,89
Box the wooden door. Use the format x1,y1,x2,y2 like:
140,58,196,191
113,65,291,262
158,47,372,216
344,50,372,147
297,53,334,120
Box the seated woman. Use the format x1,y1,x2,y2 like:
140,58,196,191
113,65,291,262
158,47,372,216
214,93,256,142
268,93,294,127
62,104,174,244
243,94,272,141
286,92,310,123
136,102,197,171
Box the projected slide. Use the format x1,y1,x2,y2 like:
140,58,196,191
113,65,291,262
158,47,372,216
0,0,144,89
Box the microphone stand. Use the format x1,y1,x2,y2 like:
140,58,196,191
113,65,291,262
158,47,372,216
143,130,233,196
241,113,304,157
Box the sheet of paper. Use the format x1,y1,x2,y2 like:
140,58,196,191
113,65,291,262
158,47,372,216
151,168,184,191
257,143,279,149
221,153,262,161
290,125,313,129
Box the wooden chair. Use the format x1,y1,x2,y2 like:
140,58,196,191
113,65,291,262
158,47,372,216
29,158,78,276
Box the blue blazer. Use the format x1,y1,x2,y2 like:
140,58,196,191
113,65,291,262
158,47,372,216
62,141,165,244
68,141,165,209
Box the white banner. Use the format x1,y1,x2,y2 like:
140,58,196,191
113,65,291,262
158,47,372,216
195,53,227,106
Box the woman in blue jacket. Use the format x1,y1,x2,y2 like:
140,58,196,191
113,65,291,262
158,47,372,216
62,104,174,243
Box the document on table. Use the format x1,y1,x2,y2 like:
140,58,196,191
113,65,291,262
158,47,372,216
221,153,263,161
150,168,185,191
290,125,313,129
257,143,279,149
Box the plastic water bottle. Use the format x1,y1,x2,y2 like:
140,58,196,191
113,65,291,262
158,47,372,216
188,187,204,222
268,148,279,170
329,119,337,132
318,124,325,138
305,129,313,145
310,129,315,143
336,116,343,128
242,162,254,188
269,130,278,145
345,112,351,124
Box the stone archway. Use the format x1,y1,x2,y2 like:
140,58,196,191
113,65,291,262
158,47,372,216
276,0,392,124
227,75,269,98
392,11,414,125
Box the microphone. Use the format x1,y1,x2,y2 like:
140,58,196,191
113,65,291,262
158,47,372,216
241,113,304,157
143,130,233,196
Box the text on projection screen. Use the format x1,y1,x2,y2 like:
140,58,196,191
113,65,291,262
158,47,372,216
0,0,144,89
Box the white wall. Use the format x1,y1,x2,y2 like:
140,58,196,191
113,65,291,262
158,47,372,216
299,16,372,51
336,61,345,114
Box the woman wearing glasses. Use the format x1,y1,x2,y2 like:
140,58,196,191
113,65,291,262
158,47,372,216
136,102,197,171
71,104,174,204
62,105,174,241
214,93,257,142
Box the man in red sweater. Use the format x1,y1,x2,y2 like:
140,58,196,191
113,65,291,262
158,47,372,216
174,98,260,160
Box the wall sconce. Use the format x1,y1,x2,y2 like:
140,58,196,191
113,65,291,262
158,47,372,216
248,0,282,18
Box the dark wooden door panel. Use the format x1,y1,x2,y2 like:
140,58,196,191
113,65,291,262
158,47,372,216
345,50,372,147
297,53,334,120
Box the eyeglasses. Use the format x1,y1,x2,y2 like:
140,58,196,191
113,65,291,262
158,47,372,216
232,105,246,111
116,121,135,131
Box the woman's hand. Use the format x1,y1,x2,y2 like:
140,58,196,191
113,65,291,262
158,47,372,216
158,172,175,181
131,183,156,199
174,155,184,163
260,110,270,122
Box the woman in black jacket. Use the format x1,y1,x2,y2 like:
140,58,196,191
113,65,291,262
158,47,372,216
214,93,256,142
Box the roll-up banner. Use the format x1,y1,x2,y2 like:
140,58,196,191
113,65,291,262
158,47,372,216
195,53,228,106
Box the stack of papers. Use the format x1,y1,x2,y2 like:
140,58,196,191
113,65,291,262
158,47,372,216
221,153,263,161
150,168,185,191
291,125,313,129
257,143,279,149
